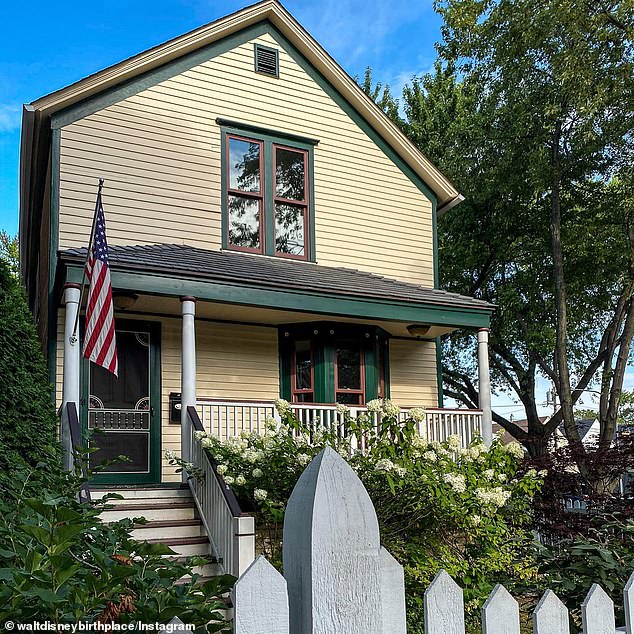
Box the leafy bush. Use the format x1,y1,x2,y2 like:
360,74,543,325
191,398,543,631
0,449,233,630
0,259,59,473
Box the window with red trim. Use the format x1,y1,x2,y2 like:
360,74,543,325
334,341,365,405
291,339,314,402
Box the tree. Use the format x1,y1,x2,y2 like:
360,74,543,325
0,231,18,279
356,67,402,123
394,0,634,490
0,258,58,473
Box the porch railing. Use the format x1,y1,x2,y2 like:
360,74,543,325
196,399,483,448
186,406,255,577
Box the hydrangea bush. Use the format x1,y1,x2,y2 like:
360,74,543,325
187,399,543,632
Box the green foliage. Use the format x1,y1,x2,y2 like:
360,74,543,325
0,259,58,474
190,399,542,632
537,516,634,630
356,67,402,123
0,231,19,279
0,449,233,629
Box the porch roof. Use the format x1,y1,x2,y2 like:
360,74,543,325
60,244,494,329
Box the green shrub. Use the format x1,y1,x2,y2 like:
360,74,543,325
0,450,233,630
0,259,58,473
188,399,543,632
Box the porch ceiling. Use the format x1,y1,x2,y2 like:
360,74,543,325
59,243,493,334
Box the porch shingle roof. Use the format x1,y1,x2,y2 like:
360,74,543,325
60,244,494,313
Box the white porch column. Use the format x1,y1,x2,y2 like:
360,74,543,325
62,283,82,470
478,328,493,447
180,297,197,473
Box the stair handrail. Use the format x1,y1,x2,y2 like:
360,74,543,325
186,406,255,576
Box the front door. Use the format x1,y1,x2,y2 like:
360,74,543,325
83,320,161,484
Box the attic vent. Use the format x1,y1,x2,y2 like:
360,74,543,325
254,44,279,77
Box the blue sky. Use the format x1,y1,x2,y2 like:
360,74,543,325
0,0,441,236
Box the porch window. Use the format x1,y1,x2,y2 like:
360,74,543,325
280,324,388,405
292,339,314,402
221,123,315,261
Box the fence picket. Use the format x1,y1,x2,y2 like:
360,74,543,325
233,556,289,634
625,572,634,634
379,546,407,634
533,590,570,634
424,570,465,634
582,584,615,634
482,584,519,634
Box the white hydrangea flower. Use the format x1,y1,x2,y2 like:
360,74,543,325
483,469,495,481
525,468,538,478
409,407,426,423
357,413,371,426
447,434,461,451
274,398,291,416
254,450,266,462
297,453,311,466
252,468,264,478
475,486,512,508
244,450,258,464
539,469,548,477
265,415,278,431
394,465,408,478
254,488,268,501
200,437,214,449
498,473,507,483
375,458,396,472
164,450,176,461
235,474,246,486
443,473,466,493
216,464,228,475
366,399,383,413
505,442,525,459
224,475,235,485
336,403,350,415
422,451,437,462
193,431,206,441
382,399,401,417
412,434,427,449
458,448,471,460
469,514,482,527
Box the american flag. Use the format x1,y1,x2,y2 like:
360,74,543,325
83,189,118,376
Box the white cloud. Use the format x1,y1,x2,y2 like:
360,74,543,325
0,104,21,133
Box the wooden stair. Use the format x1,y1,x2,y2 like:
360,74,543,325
93,483,222,581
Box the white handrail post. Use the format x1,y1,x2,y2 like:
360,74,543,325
181,297,197,477
478,328,493,447
62,283,82,471
233,515,256,577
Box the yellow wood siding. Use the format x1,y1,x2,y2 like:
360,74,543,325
389,339,438,407
57,30,434,286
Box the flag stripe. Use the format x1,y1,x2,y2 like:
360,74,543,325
83,189,118,378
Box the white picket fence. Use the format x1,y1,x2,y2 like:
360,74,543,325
229,447,634,634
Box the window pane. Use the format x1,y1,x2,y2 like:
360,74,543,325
295,393,314,403
229,138,261,192
276,147,305,201
295,340,312,390
336,392,363,405
336,344,362,390
276,203,305,256
228,195,260,249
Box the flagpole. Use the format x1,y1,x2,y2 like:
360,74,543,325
70,178,105,345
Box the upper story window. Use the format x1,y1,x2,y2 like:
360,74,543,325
220,121,317,261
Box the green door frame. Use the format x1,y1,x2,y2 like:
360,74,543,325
80,319,162,485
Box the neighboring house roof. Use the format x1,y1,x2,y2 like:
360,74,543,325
492,417,548,444
558,418,602,444
59,244,494,315
20,0,463,280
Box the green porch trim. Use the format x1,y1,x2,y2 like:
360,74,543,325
47,128,61,393
64,263,492,329
435,336,444,407
432,198,439,289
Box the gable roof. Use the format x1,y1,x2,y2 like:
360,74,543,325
60,244,493,318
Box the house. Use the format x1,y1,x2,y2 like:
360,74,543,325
19,1,493,502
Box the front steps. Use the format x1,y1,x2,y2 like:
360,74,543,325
93,484,222,581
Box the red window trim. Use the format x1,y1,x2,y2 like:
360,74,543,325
291,339,315,403
226,134,264,254
334,345,366,405
273,143,309,261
